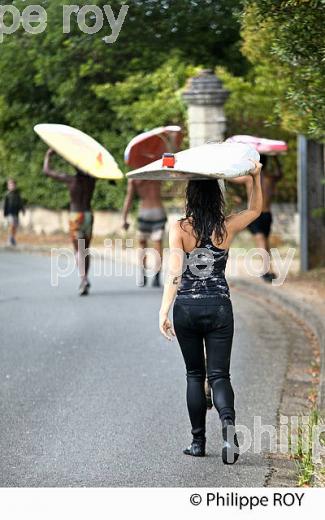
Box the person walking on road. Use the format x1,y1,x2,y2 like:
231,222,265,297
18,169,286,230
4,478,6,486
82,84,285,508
122,179,167,287
43,149,96,296
230,154,282,282
3,179,25,246
159,160,263,464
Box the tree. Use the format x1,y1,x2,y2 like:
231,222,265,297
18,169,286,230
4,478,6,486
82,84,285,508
217,65,297,202
242,0,325,140
241,1,325,269
0,0,246,209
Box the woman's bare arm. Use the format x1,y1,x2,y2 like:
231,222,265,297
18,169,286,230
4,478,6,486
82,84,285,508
159,221,184,340
226,161,263,237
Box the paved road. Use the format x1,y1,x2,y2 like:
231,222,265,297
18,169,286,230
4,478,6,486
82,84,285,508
0,250,299,487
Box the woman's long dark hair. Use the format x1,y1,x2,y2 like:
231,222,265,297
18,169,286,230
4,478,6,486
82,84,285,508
180,180,227,246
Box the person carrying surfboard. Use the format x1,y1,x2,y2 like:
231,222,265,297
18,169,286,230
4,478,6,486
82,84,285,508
43,149,96,296
122,179,167,287
159,159,263,464
3,179,25,246
230,154,283,282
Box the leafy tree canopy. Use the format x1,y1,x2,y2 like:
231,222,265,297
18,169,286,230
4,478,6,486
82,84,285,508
241,0,325,139
0,0,246,209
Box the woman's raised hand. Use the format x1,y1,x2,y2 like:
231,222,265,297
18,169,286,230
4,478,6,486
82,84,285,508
249,160,263,177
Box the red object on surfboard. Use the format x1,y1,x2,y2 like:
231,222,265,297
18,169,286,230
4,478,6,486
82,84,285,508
226,135,288,155
124,126,183,169
162,153,176,168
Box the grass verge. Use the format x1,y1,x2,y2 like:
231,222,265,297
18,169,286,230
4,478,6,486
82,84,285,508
291,409,325,486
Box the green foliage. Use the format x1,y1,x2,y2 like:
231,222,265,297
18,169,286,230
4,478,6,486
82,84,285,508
242,1,325,140
217,0,325,201
94,54,196,141
217,66,283,135
0,0,246,210
217,66,297,202
293,409,324,487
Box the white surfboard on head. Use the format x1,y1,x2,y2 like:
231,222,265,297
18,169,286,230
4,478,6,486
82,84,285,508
127,142,260,180
34,124,124,180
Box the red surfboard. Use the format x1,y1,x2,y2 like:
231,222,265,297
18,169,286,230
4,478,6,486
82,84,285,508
124,126,183,169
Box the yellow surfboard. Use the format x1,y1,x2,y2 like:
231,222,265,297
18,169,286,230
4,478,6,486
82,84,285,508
34,124,124,180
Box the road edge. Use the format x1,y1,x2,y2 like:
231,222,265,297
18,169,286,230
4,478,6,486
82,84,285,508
232,278,325,415
232,277,325,487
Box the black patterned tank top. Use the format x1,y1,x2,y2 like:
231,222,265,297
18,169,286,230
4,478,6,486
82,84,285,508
177,237,230,300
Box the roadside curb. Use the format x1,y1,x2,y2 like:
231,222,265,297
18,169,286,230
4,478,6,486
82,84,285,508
232,277,325,414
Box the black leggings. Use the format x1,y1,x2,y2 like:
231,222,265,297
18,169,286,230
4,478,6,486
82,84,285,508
173,297,235,441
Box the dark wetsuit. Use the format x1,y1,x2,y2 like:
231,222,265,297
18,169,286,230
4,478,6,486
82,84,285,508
248,211,272,238
247,156,277,238
173,237,235,441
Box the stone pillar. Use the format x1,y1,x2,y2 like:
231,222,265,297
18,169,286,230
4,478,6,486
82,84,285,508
182,69,229,148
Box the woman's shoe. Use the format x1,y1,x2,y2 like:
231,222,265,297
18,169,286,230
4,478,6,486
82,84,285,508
221,418,239,465
183,438,206,457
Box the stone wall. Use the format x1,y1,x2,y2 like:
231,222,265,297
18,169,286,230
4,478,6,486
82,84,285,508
0,207,128,237
0,203,299,244
271,203,299,244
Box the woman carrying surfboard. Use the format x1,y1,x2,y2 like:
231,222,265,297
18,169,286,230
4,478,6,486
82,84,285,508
159,160,263,464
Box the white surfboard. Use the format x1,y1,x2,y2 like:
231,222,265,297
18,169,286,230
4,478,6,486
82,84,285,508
34,124,124,180
127,142,260,180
